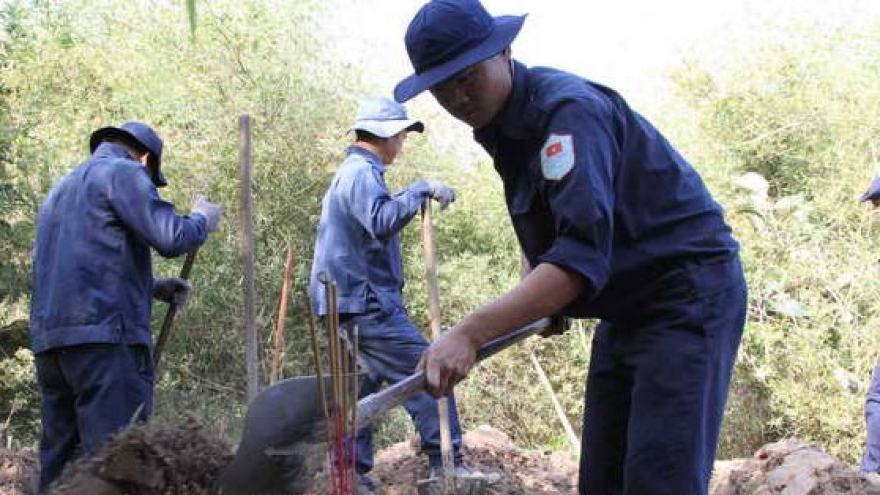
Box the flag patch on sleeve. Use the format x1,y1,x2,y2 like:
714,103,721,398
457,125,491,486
540,134,575,180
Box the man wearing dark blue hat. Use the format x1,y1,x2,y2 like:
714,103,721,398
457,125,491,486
395,2,748,495
310,97,483,495
29,121,222,492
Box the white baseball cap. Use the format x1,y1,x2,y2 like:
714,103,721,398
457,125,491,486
349,96,424,138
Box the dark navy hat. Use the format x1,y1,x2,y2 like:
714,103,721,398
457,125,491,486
860,176,880,203
394,0,525,103
90,121,167,187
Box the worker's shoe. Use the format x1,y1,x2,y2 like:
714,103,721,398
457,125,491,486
357,474,378,495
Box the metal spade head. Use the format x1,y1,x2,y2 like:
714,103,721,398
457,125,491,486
217,376,330,495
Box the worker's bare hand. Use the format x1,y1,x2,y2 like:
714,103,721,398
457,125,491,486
418,326,479,398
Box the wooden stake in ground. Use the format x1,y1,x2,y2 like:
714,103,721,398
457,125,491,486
421,202,456,495
239,114,260,401
269,246,296,384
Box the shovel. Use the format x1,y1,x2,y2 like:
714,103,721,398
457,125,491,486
217,317,551,495
153,248,198,369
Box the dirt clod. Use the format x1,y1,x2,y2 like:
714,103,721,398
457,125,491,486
711,440,880,495
49,418,233,495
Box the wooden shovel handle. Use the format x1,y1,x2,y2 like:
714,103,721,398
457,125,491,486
355,317,550,429
153,248,198,369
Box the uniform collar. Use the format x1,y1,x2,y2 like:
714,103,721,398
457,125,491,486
474,59,532,146
346,145,386,173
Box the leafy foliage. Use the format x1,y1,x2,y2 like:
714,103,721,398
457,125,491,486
669,23,880,461
0,0,358,444
1,0,878,467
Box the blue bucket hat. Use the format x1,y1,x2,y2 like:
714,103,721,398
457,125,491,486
860,176,880,203
90,121,167,187
349,96,424,138
394,0,526,103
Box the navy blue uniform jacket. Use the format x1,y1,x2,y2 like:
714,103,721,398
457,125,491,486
474,62,739,319
30,143,208,353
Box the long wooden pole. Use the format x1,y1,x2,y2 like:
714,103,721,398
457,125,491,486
421,202,455,494
239,114,259,401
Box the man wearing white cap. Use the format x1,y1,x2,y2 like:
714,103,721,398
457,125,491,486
309,96,469,494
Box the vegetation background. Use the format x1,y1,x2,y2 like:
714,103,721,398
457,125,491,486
1,0,878,467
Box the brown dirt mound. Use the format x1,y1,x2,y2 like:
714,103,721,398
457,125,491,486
711,440,880,495
1,449,38,495
49,418,233,495
306,425,579,495
7,424,880,495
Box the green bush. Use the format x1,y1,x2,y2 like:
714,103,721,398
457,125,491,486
0,347,38,447
2,0,879,465
669,22,880,462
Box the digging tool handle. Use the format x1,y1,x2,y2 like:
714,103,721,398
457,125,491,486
153,249,198,369
356,317,550,429
420,201,455,493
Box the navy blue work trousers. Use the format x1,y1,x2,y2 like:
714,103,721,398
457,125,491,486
862,361,880,473
34,343,154,492
579,255,747,495
341,307,463,475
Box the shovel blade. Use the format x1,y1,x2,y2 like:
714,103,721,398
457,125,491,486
218,376,330,495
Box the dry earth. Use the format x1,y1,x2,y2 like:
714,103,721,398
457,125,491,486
3,423,880,495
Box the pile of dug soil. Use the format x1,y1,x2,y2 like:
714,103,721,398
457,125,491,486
1,449,38,495
711,440,880,495
49,418,233,495
6,423,880,495
305,425,580,495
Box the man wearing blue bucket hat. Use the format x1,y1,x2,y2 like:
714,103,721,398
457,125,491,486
310,97,482,495
30,121,222,492
395,1,748,495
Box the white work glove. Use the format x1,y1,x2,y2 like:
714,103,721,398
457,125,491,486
153,277,193,307
192,196,222,232
425,180,456,211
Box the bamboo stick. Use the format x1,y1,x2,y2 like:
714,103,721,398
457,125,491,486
270,246,296,384
529,351,580,451
239,114,259,400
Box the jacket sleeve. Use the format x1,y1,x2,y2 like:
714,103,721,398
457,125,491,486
108,163,208,257
535,101,618,301
345,166,431,240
